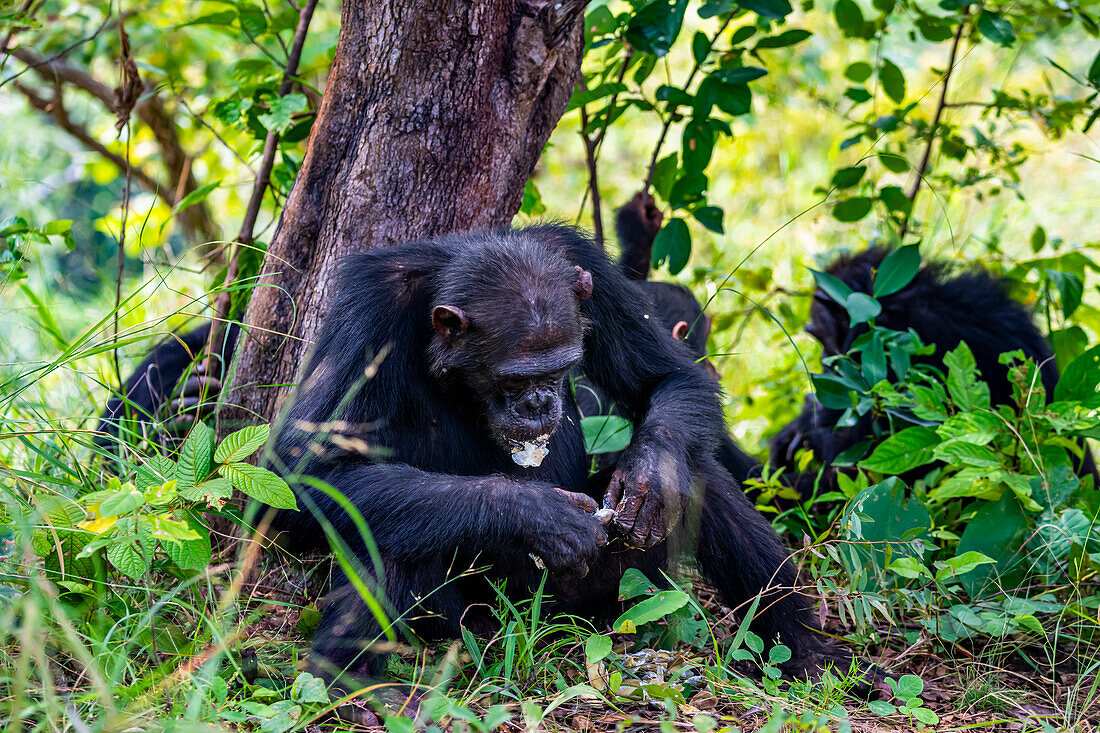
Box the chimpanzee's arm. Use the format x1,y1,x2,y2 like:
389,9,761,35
615,192,663,281
282,461,605,575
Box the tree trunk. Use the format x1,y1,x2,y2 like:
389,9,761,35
220,0,586,430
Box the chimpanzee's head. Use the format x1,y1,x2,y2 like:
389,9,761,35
428,231,591,450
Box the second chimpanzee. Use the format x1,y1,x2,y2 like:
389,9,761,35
770,247,1098,491
266,225,859,690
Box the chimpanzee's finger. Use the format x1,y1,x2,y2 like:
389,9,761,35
181,375,222,398
629,494,661,548
602,472,624,511
554,488,598,514
613,479,648,534
167,396,212,416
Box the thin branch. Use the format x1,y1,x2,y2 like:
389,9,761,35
204,0,319,374
578,103,604,244
12,80,169,197
899,5,971,240
643,14,734,190
0,9,113,90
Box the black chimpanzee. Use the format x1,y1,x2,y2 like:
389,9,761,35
770,247,1098,492
97,322,239,446
266,225,858,689
609,192,762,485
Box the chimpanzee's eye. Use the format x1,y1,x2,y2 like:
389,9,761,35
502,379,524,393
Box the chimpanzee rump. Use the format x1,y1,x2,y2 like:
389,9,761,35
771,247,1098,491
267,225,849,685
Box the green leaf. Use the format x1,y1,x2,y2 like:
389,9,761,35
669,172,707,209
767,644,791,664
178,421,215,493
258,93,308,134
107,540,149,579
860,426,939,474
868,700,897,716
873,245,920,297
888,557,930,579
957,493,1029,597
879,152,909,172
1047,270,1083,319
220,463,297,510
625,0,689,56
291,672,330,705
809,268,854,305
619,567,660,599
713,66,767,85
691,31,710,65
833,0,865,37
178,476,234,505
681,118,715,173
916,15,953,41
692,205,723,233
895,674,924,699
1054,343,1100,405
1089,48,1100,87
614,590,689,629
214,425,271,464
832,196,872,222
934,550,995,581
844,62,873,82
978,10,1016,46
100,488,146,517
651,153,679,201
879,59,906,103
581,415,633,454
236,2,267,36
861,332,886,385
830,165,866,189
179,10,237,27
934,440,1000,468
162,512,212,570
879,185,912,215
844,292,882,324
172,181,221,216
41,219,72,235
651,218,691,275
754,29,811,49
713,82,751,116
136,455,178,492
739,0,793,20
585,634,613,664
944,343,991,411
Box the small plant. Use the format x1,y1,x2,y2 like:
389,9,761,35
868,674,939,727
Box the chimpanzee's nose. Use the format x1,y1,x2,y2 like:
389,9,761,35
519,391,549,418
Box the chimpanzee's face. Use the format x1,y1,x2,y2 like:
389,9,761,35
430,261,590,451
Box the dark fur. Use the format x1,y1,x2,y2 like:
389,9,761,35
267,226,836,684
771,247,1097,491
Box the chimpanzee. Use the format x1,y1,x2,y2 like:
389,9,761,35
97,322,239,446
608,193,761,485
770,247,1098,491
265,225,858,690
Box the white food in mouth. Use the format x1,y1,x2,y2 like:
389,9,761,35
511,434,551,467
593,508,616,523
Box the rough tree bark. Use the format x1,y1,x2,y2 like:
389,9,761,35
220,0,586,430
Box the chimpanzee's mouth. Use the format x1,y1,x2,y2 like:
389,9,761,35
510,434,551,468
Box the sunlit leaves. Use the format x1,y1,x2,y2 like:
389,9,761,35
832,196,872,222
652,218,691,275
879,59,906,103
873,245,920,297
978,10,1016,47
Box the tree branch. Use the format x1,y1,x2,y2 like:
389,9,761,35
899,6,971,240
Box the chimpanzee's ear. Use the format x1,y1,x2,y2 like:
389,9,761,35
432,305,469,341
671,321,690,341
573,266,593,301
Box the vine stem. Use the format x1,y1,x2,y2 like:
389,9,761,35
899,4,972,240
202,0,319,377
643,13,734,191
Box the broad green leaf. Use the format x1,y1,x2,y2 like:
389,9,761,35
934,550,995,581
691,205,723,233
1054,343,1100,405
1089,48,1100,87
957,493,1029,597
832,196,872,222
107,540,150,579
100,487,146,517
291,672,330,705
895,674,924,699
944,343,990,410
619,567,660,599
754,29,811,49
739,0,793,20
681,118,715,173
768,644,792,664
713,66,768,85
258,93,308,134
625,0,689,56
916,15,953,41
844,292,882,324
581,415,633,454
1029,465,1078,511
873,245,920,297
936,412,1000,446
888,557,929,579
861,332,886,385
613,590,689,629
879,152,909,172
41,219,72,235
136,455,177,492
830,165,866,189
236,2,267,36
178,421,215,492
834,0,865,37
879,185,912,215
214,424,271,464
933,440,1000,467
978,10,1016,46
651,218,691,275
868,700,897,716
809,268,854,304
179,10,237,27
585,633,613,664
1047,270,1083,318
220,463,297,510
179,476,234,505
713,81,751,116
860,426,939,474
844,62,873,82
879,59,906,103
162,514,212,571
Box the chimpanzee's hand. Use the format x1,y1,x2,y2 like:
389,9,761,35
522,488,609,580
619,191,663,244
161,362,223,435
602,443,688,549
